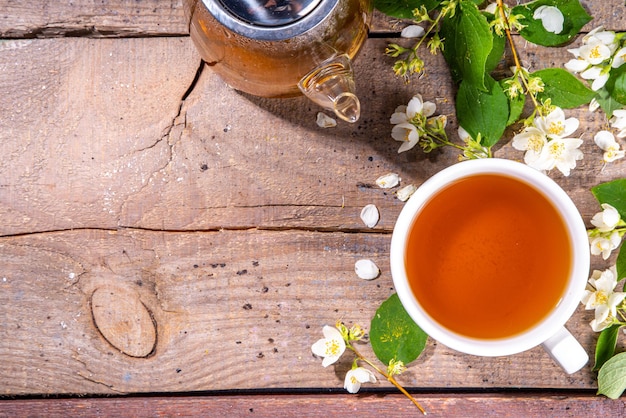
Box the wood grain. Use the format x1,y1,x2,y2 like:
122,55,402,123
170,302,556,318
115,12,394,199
1,0,626,403
0,228,613,395
0,393,624,417
0,1,624,38
0,37,201,235
1,37,622,237
0,0,189,38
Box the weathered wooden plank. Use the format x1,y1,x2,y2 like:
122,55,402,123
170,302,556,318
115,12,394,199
0,393,624,417
1,0,625,400
1,37,622,238
0,37,201,235
0,1,623,38
0,0,189,38
0,229,613,395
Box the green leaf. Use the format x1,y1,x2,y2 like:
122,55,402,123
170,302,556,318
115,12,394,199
591,179,626,220
485,33,505,75
605,64,626,105
456,76,509,147
499,77,526,126
598,352,626,399
617,246,626,283
513,0,592,47
532,68,595,108
595,88,624,117
440,1,493,90
507,92,526,126
373,0,440,18
370,293,428,366
594,324,623,371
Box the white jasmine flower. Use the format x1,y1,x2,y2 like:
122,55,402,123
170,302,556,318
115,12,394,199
316,112,337,128
390,95,436,124
533,5,564,34
594,131,625,163
534,107,579,140
609,109,626,138
311,325,346,367
591,72,610,92
583,27,618,51
565,27,617,90
390,105,409,124
396,184,417,202
590,230,622,260
375,173,400,189
360,204,379,228
612,46,626,68
407,94,437,119
392,123,420,153
581,267,626,332
564,58,590,73
589,98,600,112
344,367,377,393
567,27,616,60
513,108,582,175
580,65,610,91
590,314,616,332
354,259,380,280
591,203,622,232
534,137,584,176
401,25,425,38
512,108,582,174
390,95,436,153
579,40,613,65
512,126,549,169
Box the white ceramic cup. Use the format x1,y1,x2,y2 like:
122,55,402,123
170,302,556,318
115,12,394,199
390,158,589,374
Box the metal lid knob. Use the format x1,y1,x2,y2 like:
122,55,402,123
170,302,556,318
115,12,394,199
218,0,323,27
204,0,336,40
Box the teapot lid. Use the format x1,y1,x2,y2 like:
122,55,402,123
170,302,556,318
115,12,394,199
219,0,323,27
203,0,338,40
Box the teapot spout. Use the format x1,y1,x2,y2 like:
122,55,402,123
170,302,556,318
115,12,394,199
298,54,361,123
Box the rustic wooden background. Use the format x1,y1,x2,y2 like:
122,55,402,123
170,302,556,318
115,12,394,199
1,0,625,415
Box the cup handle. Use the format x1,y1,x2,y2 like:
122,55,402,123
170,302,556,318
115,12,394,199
541,326,589,374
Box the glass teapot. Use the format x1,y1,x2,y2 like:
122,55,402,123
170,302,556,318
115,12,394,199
184,0,372,123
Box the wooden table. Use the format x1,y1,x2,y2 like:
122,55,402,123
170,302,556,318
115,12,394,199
1,1,625,416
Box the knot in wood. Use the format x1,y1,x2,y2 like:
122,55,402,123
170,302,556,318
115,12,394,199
90,287,157,358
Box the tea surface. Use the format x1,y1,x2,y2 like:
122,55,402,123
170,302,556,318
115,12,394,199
406,174,571,339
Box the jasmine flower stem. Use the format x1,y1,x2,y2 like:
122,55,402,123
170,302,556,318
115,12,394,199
496,0,543,116
347,343,427,415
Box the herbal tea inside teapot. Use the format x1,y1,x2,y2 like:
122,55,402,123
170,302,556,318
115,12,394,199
185,0,372,122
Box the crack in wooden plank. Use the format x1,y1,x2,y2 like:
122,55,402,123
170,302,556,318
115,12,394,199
0,225,395,239
133,59,203,156
114,58,203,227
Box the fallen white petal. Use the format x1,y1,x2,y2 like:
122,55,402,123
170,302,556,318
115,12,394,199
355,259,380,280
533,5,564,34
484,3,498,14
594,130,618,151
396,184,417,202
457,126,471,141
316,112,337,128
401,25,425,38
375,173,400,189
360,204,379,228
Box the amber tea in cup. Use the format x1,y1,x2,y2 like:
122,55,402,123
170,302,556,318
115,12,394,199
407,173,571,339
390,159,590,374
